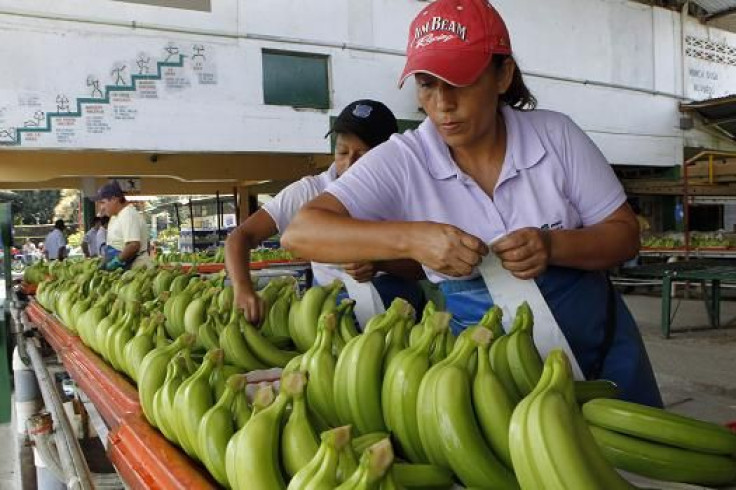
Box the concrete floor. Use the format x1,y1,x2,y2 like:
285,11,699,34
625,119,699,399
0,293,734,490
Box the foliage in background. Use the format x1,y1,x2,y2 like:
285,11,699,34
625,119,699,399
157,226,180,249
67,230,84,248
9,190,61,225
54,189,80,224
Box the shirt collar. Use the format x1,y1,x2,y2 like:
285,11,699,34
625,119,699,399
420,106,547,181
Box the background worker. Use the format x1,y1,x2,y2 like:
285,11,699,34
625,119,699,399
81,216,102,258
225,99,424,324
97,216,109,257
283,0,661,407
43,219,67,261
94,181,151,270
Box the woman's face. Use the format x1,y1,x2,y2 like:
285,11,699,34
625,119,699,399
415,59,515,149
334,132,371,176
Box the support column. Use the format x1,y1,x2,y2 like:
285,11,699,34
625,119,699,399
236,185,251,224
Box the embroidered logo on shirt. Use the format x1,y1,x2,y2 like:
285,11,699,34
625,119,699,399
540,220,563,231
352,105,373,119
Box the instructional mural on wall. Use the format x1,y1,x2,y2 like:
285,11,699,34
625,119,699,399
0,42,218,147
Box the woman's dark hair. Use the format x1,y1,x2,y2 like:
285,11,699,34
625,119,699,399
492,55,536,111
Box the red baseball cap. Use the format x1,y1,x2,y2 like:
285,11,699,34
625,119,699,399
399,0,512,88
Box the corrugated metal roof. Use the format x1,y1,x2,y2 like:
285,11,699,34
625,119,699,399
692,0,736,16
681,95,736,141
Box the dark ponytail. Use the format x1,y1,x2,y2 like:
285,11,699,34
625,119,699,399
492,55,536,111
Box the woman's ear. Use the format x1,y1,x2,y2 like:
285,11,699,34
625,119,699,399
496,57,516,95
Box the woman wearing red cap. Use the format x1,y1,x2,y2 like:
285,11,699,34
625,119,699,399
283,0,661,406
225,100,424,325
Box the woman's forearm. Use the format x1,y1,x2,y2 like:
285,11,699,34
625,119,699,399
225,209,280,293
375,259,426,281
549,220,639,270
282,206,415,263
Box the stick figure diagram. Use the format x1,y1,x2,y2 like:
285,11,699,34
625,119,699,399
192,44,206,63
24,111,45,128
136,54,151,75
111,64,127,86
56,94,70,113
164,44,180,62
0,128,16,142
87,76,104,98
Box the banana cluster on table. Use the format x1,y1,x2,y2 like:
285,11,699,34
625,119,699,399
35,260,736,489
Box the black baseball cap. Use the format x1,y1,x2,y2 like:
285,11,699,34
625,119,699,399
93,180,125,201
326,100,399,149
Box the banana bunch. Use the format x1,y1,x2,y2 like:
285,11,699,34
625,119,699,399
334,298,414,435
418,324,519,488
382,311,450,463
300,312,341,430
583,398,736,486
198,373,249,487
225,373,303,490
509,349,632,490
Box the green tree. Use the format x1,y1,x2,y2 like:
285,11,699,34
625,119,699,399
9,190,61,225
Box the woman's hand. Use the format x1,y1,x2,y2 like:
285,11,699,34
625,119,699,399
234,287,266,325
343,262,376,283
492,228,551,279
409,222,488,277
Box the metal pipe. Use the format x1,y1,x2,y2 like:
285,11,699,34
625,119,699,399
23,336,94,490
188,198,196,250
27,414,66,484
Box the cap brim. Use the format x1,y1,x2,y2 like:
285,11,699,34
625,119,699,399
398,49,491,88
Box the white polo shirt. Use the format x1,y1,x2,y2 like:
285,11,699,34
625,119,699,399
326,105,626,283
107,204,148,253
263,164,344,285
44,229,66,260
83,228,98,257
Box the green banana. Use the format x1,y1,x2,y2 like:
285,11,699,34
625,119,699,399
382,312,449,463
288,426,352,490
138,333,196,425
583,398,736,456
589,424,736,487
338,299,359,344
242,318,298,367
198,374,247,488
489,335,522,404
510,350,631,490
122,315,160,382
383,318,411,371
198,312,221,351
352,432,390,456
335,439,394,490
305,313,341,428
282,374,319,478
574,379,619,404
151,352,191,444
209,363,244,400
416,325,490,467
433,365,518,488
473,340,515,469
262,287,294,338
172,349,223,460
225,373,299,490
505,302,542,397
391,464,453,489
231,389,252,429
290,283,338,352
219,309,267,371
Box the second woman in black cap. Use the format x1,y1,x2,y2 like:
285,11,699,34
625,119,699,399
225,100,424,324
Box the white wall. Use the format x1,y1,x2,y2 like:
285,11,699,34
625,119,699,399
0,0,734,164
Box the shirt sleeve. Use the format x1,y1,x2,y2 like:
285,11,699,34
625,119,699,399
262,176,321,233
121,208,142,243
325,143,405,221
560,116,627,226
